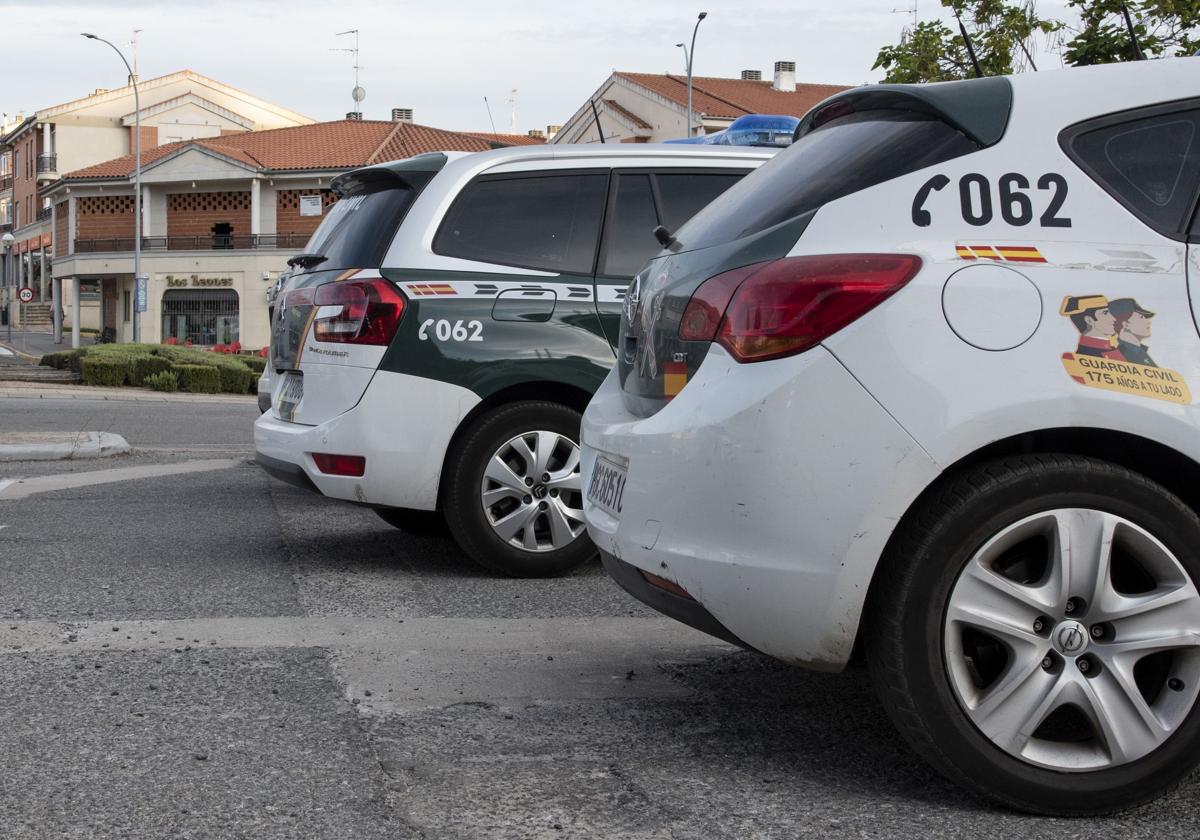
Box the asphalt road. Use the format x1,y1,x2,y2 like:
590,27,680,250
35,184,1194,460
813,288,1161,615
1,393,1199,839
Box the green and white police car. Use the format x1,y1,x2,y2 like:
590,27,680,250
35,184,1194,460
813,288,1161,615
254,144,772,576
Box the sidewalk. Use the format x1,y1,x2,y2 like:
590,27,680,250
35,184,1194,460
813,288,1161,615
0,329,93,362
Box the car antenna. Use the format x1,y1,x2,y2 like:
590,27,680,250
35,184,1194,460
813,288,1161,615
1120,3,1146,60
954,12,984,78
483,96,500,142
589,99,607,143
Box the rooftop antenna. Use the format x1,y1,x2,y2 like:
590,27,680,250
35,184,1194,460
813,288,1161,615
129,28,142,82
890,0,917,32
1120,3,1146,60
483,96,500,142
507,89,517,133
954,11,984,77
332,29,364,115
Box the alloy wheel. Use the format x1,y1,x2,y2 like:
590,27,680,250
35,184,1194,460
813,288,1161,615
479,430,585,553
943,508,1200,771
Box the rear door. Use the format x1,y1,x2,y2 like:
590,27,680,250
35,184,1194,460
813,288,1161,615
594,169,747,349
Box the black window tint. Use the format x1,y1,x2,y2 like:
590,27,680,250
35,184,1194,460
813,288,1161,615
675,110,979,251
600,174,661,278
435,173,607,274
655,173,743,231
1068,110,1200,238
301,173,432,273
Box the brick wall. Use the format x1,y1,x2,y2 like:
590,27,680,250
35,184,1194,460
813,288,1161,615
166,191,251,237
130,125,159,151
75,195,135,241
276,189,337,237
54,201,69,257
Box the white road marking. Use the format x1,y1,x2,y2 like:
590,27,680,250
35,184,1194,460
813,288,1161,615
0,480,13,496
0,457,245,500
0,347,14,356
0,616,733,710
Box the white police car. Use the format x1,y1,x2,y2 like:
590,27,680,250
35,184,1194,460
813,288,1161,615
582,59,1200,813
254,145,772,576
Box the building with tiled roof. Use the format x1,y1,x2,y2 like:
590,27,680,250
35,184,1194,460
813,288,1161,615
552,62,853,144
1,69,313,321
461,131,549,146
43,117,528,349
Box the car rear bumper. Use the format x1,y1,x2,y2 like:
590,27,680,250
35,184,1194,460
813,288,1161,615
253,369,481,509
581,344,940,670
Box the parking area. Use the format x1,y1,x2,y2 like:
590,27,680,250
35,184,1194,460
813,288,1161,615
1,394,1198,839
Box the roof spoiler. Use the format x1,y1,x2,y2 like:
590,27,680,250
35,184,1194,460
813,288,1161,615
331,152,449,197
793,76,1013,147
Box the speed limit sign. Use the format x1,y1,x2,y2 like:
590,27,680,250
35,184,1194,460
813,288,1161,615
17,288,34,304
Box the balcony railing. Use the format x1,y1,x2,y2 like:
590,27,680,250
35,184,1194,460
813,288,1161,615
73,233,312,254
36,206,52,222
0,174,12,192
36,155,57,174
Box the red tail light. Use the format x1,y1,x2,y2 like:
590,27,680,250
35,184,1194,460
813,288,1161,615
311,453,366,477
679,254,921,363
313,279,406,345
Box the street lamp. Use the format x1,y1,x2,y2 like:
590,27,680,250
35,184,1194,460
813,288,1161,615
2,231,13,341
686,12,707,137
82,32,141,343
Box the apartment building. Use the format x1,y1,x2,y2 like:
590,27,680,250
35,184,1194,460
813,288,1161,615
0,70,312,310
552,62,851,144
46,115,522,349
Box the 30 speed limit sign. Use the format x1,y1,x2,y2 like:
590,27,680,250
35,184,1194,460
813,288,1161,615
17,288,34,304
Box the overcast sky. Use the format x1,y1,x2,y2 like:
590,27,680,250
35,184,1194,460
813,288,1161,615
2,0,1077,135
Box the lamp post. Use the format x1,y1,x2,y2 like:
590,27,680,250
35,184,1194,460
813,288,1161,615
2,231,13,341
82,32,141,343
686,12,707,137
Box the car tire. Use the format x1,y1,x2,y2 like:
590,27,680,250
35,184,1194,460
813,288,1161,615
374,507,448,535
865,454,1200,815
443,401,595,577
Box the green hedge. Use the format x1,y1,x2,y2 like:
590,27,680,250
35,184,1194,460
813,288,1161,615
144,370,179,392
241,355,267,374
216,364,254,395
80,357,130,387
170,364,221,393
39,352,73,370
130,355,174,387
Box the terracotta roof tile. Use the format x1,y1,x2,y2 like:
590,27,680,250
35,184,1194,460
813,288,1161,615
462,131,548,146
62,119,526,181
616,72,851,119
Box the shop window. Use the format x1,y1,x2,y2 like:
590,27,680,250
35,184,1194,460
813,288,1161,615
161,289,239,346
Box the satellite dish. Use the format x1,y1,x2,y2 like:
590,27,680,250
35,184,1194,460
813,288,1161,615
352,85,366,103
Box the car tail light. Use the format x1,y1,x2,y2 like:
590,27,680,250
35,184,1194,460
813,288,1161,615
311,453,366,477
679,254,921,363
312,279,406,345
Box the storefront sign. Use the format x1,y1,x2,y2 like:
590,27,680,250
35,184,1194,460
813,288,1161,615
164,274,235,288
299,195,323,217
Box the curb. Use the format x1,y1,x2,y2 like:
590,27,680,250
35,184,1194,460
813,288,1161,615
0,383,256,404
0,342,43,363
0,432,132,462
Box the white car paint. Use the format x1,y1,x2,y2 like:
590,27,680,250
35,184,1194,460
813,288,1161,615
582,58,1200,670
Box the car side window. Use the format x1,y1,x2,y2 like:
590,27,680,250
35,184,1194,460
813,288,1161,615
655,172,744,231
434,172,607,274
1066,108,1200,239
599,174,661,278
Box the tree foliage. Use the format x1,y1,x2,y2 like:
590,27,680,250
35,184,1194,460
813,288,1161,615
873,1,1061,83
1062,0,1200,65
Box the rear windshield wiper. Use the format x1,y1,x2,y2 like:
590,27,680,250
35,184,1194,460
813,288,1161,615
287,252,328,269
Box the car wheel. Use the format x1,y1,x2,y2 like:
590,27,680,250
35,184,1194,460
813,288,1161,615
443,401,595,577
866,454,1200,815
374,507,447,535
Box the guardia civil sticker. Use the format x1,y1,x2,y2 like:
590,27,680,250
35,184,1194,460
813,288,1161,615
1059,295,1191,405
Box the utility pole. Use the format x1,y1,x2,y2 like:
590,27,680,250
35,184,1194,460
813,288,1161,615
686,12,707,138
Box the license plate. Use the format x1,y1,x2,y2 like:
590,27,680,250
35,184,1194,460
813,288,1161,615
587,455,628,519
274,372,303,421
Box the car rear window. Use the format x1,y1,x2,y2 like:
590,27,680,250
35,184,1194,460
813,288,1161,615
673,109,980,251
434,172,608,275
299,171,434,274
1064,107,1200,239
